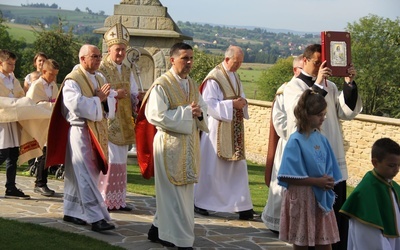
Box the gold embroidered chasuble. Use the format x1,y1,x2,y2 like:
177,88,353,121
149,71,202,185
66,66,109,167
202,64,246,161
99,57,135,145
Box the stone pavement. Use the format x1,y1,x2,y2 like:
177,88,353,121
0,173,291,250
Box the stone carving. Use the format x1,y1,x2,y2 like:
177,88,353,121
120,0,162,6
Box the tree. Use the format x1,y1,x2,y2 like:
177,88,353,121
347,14,400,117
190,49,224,84
0,12,26,78
30,22,81,83
256,56,295,101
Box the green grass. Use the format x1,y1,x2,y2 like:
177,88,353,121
0,5,105,28
238,63,272,99
5,23,37,43
0,217,123,249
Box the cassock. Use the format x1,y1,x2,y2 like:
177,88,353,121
55,67,116,223
145,69,208,247
194,64,253,213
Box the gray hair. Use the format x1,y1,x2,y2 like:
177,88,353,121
78,44,98,60
224,45,243,59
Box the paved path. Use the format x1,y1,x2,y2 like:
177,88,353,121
0,173,291,250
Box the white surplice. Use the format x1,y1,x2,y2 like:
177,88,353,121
62,71,115,224
284,76,362,179
262,83,288,231
194,75,253,213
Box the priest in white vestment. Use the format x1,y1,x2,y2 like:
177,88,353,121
194,45,254,220
46,44,117,232
143,43,208,249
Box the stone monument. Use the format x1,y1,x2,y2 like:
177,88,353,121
94,0,192,90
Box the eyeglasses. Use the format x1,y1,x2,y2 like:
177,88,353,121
87,54,103,60
307,58,321,67
295,67,303,70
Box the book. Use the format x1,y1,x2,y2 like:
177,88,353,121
321,31,351,77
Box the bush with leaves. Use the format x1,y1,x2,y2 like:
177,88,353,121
190,49,224,85
28,24,81,84
347,14,400,117
0,13,27,78
255,56,296,101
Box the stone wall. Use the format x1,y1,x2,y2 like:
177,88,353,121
244,99,400,185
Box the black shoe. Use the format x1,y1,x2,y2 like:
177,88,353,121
270,229,279,235
34,185,55,197
91,219,115,232
194,205,209,216
147,224,175,247
238,209,254,220
5,188,30,200
63,215,87,225
119,206,132,211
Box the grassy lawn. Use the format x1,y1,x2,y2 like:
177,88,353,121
0,217,123,249
238,63,272,100
5,23,37,43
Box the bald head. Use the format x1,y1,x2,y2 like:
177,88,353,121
223,45,244,72
78,44,101,73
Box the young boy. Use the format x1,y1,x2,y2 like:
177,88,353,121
0,49,30,199
340,137,400,249
26,59,60,196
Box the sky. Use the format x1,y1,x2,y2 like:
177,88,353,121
1,0,399,33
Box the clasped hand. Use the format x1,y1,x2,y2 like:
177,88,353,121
233,97,247,109
95,83,111,102
317,174,335,191
191,101,202,118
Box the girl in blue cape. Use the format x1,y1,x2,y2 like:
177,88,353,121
277,89,342,249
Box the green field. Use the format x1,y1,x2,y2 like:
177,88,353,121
238,63,272,99
0,5,105,28
5,22,37,43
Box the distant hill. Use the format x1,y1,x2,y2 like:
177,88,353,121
0,4,106,29
1,4,318,63
192,22,319,36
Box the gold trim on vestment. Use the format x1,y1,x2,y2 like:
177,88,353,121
99,57,135,145
152,71,200,185
65,66,109,162
203,64,246,161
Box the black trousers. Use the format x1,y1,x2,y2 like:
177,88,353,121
0,147,19,189
332,181,348,250
35,147,49,187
